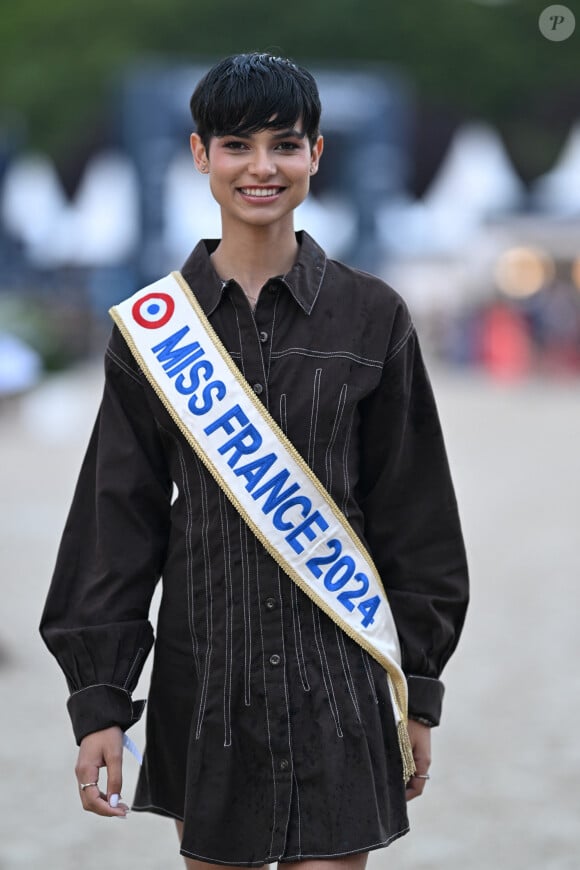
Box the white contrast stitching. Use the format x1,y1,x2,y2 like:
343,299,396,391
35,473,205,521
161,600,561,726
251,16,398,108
178,829,410,864
253,537,278,856
325,383,347,494
275,565,294,850
361,649,379,704
309,256,327,310
68,682,130,697
280,827,410,862
122,647,145,690
174,439,200,677
290,583,310,692
131,802,183,820
384,323,414,365
105,346,142,382
308,368,322,469
279,393,288,435
218,491,233,747
270,347,382,368
228,297,247,378
240,518,252,707
266,292,280,382
335,627,361,722
246,303,270,409
341,409,355,515
192,452,213,740
293,771,302,857
311,603,342,738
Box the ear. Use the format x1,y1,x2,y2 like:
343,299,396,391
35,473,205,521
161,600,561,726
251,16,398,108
190,132,209,173
309,135,324,176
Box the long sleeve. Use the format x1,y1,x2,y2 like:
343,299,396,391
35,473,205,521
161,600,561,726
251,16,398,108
357,305,469,726
40,328,172,743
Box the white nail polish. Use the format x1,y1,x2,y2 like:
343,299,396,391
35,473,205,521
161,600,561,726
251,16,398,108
109,794,119,808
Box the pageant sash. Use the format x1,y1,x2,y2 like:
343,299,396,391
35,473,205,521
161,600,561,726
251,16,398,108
110,273,415,780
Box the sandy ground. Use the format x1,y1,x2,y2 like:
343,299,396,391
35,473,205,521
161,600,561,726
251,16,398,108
0,362,579,869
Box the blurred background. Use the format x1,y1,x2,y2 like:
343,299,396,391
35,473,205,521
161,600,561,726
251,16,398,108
1,0,579,867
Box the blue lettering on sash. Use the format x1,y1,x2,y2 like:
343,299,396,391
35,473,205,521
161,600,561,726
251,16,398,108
272,496,312,531
167,347,204,379
233,453,278,491
189,381,226,415
175,359,214,395
218,423,263,468
204,404,248,437
286,510,329,554
252,469,300,514
152,326,201,372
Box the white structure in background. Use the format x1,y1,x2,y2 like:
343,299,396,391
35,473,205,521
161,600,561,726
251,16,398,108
0,333,42,395
163,150,357,265
531,122,580,215
0,151,139,267
69,151,140,265
377,122,526,258
1,154,69,266
163,151,222,264
294,194,356,258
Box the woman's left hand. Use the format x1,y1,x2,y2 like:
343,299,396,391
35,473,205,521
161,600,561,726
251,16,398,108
405,719,432,801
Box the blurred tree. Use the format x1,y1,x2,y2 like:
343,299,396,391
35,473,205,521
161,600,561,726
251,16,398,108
1,0,578,181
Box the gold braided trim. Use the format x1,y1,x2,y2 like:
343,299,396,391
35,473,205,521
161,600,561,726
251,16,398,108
110,273,413,779
398,719,416,782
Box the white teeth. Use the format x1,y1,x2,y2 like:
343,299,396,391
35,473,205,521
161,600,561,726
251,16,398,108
241,187,280,197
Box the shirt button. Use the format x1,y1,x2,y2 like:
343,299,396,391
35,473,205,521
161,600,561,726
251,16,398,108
253,383,264,395
279,758,290,771
269,653,281,666
264,597,277,610
259,331,269,343
268,283,278,294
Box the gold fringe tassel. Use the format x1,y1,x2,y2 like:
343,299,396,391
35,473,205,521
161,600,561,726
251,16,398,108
398,720,416,782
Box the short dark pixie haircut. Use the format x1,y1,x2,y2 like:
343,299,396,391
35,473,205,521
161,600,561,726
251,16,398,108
190,52,321,152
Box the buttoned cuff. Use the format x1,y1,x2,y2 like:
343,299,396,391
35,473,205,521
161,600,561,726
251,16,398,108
67,684,146,745
406,675,445,727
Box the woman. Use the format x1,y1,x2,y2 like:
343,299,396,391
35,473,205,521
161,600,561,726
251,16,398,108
41,53,468,869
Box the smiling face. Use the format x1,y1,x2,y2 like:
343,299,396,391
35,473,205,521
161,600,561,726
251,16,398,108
190,125,323,234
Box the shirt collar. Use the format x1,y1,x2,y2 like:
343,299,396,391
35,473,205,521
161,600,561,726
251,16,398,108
179,231,327,317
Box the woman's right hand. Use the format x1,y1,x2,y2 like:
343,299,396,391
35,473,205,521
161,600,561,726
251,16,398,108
75,725,129,817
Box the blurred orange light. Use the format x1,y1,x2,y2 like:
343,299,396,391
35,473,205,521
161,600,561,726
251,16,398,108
494,246,554,298
572,258,580,291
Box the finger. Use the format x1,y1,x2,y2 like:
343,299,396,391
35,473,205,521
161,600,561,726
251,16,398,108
405,772,429,802
104,741,124,807
75,758,101,805
80,783,128,817
77,764,127,817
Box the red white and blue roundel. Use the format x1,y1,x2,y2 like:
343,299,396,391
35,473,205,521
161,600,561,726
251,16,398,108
132,292,175,329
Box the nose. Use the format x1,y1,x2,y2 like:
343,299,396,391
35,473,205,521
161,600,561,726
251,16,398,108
248,147,276,178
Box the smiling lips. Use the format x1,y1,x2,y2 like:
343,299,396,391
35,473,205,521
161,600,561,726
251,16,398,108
239,186,285,198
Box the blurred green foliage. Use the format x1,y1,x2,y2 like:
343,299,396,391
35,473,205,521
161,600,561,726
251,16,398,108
0,293,91,369
1,0,578,175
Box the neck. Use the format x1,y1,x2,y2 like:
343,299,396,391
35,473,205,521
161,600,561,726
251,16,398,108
210,220,299,302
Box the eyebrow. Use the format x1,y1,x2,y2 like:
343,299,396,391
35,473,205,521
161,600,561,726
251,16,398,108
222,128,306,140
271,128,306,140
